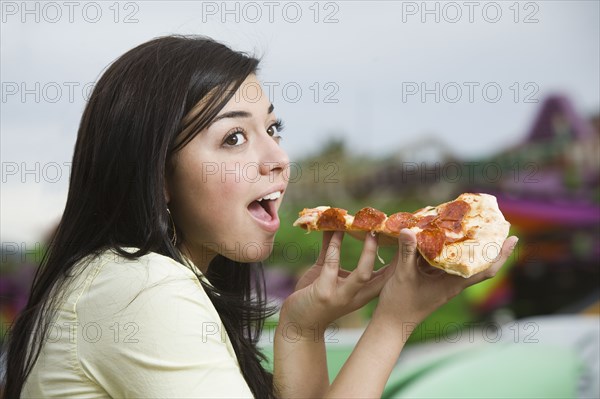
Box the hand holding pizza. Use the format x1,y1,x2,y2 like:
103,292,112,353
279,230,389,335
374,229,518,326
282,193,518,336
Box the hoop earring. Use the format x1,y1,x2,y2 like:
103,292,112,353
167,207,177,246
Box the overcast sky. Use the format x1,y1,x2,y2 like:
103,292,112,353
1,1,599,244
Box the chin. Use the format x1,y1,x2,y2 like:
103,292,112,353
207,240,273,263
224,240,274,264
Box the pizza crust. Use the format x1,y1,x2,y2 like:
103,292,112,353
421,193,510,277
292,193,511,278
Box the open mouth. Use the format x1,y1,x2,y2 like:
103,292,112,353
247,190,281,224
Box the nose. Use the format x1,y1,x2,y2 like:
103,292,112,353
258,136,290,177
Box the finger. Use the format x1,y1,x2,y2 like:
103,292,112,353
396,229,418,277
316,231,335,266
320,231,344,287
463,236,519,288
341,232,378,297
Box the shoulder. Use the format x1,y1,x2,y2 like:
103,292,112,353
90,246,204,288
93,246,201,281
74,247,215,322
75,247,228,352
72,249,252,398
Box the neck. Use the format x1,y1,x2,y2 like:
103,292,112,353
176,241,217,275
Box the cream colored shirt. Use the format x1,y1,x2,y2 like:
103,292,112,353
21,247,254,398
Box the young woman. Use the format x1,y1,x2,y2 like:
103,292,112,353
3,35,517,398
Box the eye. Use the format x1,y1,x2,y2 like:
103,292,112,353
223,130,247,147
267,119,285,140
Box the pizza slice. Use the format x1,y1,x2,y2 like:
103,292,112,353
292,193,511,278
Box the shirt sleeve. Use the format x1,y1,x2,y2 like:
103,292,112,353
75,255,254,399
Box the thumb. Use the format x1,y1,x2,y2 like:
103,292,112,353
397,228,418,276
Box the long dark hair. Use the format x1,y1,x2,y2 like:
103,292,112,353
3,35,279,398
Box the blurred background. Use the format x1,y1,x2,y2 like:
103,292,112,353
2,1,599,397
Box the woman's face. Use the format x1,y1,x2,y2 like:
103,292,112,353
167,74,289,272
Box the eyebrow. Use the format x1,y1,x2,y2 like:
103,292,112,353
210,104,275,125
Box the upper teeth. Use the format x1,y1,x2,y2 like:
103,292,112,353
258,191,281,201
